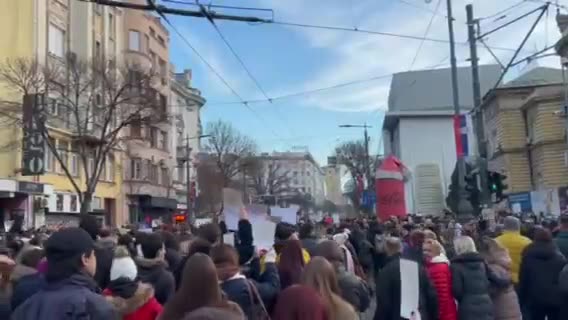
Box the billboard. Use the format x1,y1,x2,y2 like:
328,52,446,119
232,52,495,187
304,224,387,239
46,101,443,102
21,94,47,176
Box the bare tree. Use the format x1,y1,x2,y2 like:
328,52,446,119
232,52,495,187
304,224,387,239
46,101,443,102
195,163,224,214
247,158,292,197
0,56,166,214
335,140,369,180
203,120,257,187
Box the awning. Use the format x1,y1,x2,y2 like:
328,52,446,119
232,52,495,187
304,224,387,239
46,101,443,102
136,195,177,210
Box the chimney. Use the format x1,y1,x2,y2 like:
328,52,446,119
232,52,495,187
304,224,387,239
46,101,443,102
175,69,192,88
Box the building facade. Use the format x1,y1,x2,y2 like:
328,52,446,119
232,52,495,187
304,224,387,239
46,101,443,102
383,65,501,215
481,67,568,193
121,3,177,225
0,0,124,227
169,68,206,219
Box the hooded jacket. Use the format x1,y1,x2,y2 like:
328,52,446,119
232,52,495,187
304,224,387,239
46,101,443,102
136,257,175,305
425,255,457,320
496,232,531,284
450,252,495,320
11,273,115,320
103,282,162,320
518,242,566,308
485,249,521,320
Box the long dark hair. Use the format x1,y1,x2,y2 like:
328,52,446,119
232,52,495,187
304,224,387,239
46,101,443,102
160,253,226,319
278,240,305,289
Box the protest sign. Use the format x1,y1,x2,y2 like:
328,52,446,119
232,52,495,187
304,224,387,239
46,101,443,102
195,218,212,227
223,232,235,246
252,219,276,251
270,206,297,225
400,259,419,319
223,206,240,230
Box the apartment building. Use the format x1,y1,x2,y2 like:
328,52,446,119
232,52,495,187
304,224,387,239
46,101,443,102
122,2,177,224
0,0,124,227
169,68,206,217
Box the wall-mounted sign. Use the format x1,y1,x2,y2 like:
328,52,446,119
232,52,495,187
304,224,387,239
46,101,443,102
21,94,46,176
18,181,44,194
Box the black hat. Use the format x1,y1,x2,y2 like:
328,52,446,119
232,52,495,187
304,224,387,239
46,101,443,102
45,227,95,263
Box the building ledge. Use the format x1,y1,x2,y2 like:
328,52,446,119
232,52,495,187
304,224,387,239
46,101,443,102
382,110,456,130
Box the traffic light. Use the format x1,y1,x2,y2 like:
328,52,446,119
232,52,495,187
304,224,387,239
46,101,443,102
488,172,508,201
464,173,480,209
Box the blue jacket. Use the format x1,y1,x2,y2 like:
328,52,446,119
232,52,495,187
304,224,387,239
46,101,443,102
11,273,115,320
220,262,280,318
11,273,47,310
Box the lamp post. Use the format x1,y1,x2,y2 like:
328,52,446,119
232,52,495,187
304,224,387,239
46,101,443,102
180,134,211,224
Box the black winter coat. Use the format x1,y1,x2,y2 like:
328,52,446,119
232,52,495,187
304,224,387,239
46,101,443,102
518,242,566,309
164,248,182,274
11,273,115,320
220,262,280,318
11,273,46,310
337,265,371,312
136,257,175,305
451,252,495,320
374,255,438,320
93,238,115,289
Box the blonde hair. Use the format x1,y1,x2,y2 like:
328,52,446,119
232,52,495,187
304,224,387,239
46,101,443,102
424,229,438,241
454,236,477,255
424,239,445,256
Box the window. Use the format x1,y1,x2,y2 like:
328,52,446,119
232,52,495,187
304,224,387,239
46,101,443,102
149,164,158,184
149,27,156,37
48,24,65,57
70,143,79,176
70,195,77,212
159,59,167,83
145,34,150,52
306,171,311,176
107,154,115,181
94,3,103,15
159,94,167,115
129,158,142,180
157,35,165,47
100,157,106,180
150,127,158,148
149,50,156,66
293,171,298,177
161,167,169,186
108,13,115,37
93,197,102,210
130,118,141,137
58,141,69,174
88,157,95,177
160,131,168,150
128,30,141,51
94,40,101,59
48,98,59,116
177,164,184,182
45,138,56,172
56,194,64,211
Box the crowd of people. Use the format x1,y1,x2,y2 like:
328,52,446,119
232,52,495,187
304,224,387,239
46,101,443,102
0,211,568,320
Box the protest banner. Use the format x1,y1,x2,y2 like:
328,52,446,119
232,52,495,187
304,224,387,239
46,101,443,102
252,219,277,251
195,218,212,227
400,259,420,319
223,232,235,246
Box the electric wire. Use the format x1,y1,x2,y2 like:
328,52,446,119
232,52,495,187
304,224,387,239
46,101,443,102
409,0,442,70
477,0,528,22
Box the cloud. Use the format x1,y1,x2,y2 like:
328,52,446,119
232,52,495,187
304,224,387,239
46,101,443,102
253,0,563,112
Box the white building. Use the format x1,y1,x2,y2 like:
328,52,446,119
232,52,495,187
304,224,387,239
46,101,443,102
382,65,501,215
169,68,206,213
257,151,326,205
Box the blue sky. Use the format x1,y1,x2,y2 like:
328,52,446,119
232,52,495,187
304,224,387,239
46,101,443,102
164,0,563,164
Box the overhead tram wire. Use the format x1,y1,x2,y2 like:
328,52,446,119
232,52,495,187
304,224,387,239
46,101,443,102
149,2,285,139
268,20,521,53
408,0,442,71
477,0,529,22
396,0,452,21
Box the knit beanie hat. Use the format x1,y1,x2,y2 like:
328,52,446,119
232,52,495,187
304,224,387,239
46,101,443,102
45,228,95,263
110,245,138,281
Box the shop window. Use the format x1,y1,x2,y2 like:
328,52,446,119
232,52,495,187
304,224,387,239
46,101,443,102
70,195,77,212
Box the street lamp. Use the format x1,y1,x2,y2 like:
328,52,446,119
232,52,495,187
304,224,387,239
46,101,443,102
180,134,211,224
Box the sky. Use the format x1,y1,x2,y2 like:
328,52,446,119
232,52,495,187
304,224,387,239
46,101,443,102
163,0,566,165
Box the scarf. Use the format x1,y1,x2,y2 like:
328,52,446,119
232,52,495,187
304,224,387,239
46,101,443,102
333,234,355,274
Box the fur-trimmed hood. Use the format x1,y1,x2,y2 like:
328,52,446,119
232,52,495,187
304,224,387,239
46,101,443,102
105,282,155,315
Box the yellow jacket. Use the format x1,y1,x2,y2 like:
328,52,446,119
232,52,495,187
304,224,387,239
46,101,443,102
260,248,311,273
496,231,532,283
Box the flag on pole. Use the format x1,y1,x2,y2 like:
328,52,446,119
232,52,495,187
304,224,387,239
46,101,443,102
453,114,469,157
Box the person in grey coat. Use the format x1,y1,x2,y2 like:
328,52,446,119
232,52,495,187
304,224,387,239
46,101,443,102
480,237,522,320
451,236,509,320
11,228,115,320
315,239,371,312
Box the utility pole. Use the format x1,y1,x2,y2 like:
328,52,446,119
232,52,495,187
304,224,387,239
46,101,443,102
466,4,490,207
446,0,473,218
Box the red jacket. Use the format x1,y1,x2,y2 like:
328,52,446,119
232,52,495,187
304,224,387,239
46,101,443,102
103,283,163,320
426,256,457,320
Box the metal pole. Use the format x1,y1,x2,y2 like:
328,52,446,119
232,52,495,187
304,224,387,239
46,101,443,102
562,64,568,149
185,135,193,224
364,125,370,187
447,0,472,218
467,4,490,207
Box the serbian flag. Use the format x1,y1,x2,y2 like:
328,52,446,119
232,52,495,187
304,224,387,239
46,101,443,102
453,114,469,157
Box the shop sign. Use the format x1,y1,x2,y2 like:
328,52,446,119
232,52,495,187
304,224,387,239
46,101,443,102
18,181,44,194
21,94,47,176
